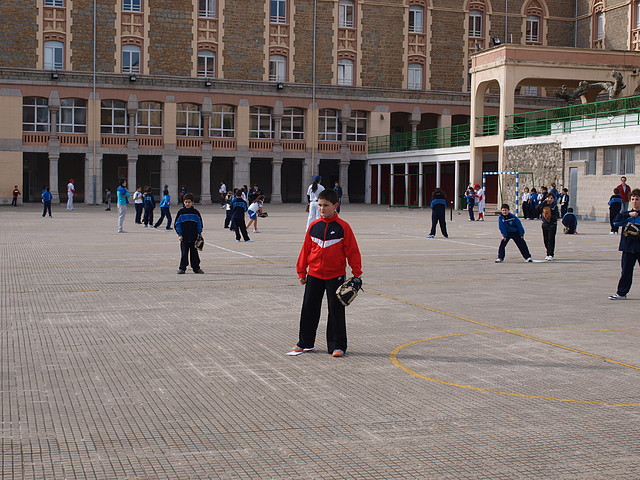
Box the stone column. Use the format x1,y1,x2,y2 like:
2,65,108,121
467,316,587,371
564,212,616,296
48,91,60,141
271,158,283,203
302,157,311,203
162,154,179,202
200,157,212,204
454,160,460,210
339,159,350,204
127,94,138,149
234,153,250,190
273,100,283,147
418,162,424,208
410,107,421,149
49,152,60,203
84,154,94,205
128,156,137,192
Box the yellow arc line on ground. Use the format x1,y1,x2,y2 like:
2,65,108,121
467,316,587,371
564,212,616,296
364,288,640,371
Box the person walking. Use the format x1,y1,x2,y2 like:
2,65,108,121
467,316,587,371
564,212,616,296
41,186,53,217
116,179,130,233
608,188,623,234
616,176,631,212
538,194,560,261
66,178,75,210
218,181,227,208
11,185,20,206
427,188,448,238
306,176,325,230
154,189,173,229
609,188,640,300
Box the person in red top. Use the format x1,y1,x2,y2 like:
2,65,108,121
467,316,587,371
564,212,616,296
287,188,362,357
11,186,20,206
617,176,631,212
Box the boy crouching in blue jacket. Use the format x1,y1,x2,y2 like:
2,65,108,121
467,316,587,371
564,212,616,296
496,204,533,263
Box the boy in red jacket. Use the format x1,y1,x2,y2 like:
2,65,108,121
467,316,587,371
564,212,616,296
287,189,362,357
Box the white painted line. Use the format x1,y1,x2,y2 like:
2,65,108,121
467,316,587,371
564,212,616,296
205,241,255,258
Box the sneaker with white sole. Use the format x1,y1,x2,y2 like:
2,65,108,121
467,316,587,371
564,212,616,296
427,234,435,238
332,349,345,357
525,257,532,262
609,293,627,300
495,258,503,263
285,346,315,356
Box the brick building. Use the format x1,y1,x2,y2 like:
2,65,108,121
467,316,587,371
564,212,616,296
0,0,634,206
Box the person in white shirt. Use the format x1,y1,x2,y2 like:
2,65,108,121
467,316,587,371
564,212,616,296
306,176,325,230
133,186,144,224
219,181,227,208
66,179,76,210
475,184,485,221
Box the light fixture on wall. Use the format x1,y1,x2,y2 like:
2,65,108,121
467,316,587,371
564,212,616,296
276,82,285,90
204,80,212,87
379,114,384,120
492,37,502,46
51,71,59,80
129,74,137,82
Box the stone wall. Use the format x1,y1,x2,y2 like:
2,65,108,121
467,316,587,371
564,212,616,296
71,0,117,72
429,10,466,92
0,1,37,67
293,0,335,84
603,3,630,51
148,0,193,76
360,2,405,88
222,0,265,81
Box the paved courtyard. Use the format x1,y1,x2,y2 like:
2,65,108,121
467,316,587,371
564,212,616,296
1,202,639,479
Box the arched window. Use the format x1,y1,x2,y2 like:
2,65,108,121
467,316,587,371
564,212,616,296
44,41,64,70
198,51,216,78
122,45,140,74
269,55,286,82
210,105,235,138
249,106,273,139
59,98,87,134
525,15,540,43
318,109,340,141
408,63,423,90
409,6,424,34
177,103,202,137
101,100,128,135
137,101,163,136
337,59,354,86
281,108,305,140
23,97,50,132
469,10,483,38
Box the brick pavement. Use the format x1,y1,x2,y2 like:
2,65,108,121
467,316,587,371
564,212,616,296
1,203,639,479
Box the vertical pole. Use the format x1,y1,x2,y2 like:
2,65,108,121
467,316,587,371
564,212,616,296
515,172,520,217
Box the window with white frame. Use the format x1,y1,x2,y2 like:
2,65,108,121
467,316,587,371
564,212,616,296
318,109,340,141
136,101,163,136
122,45,140,73
270,0,286,23
198,51,216,77
339,0,354,28
44,41,64,70
637,1,640,29
523,86,538,96
269,55,286,82
408,63,423,90
123,0,141,12
409,6,424,33
45,0,64,6
250,107,273,139
526,15,540,43
100,100,128,135
571,148,597,175
337,59,353,86
281,107,304,140
198,0,216,18
59,98,87,134
605,146,635,175
23,97,50,132
176,103,202,136
469,10,483,38
347,110,367,142
210,105,235,138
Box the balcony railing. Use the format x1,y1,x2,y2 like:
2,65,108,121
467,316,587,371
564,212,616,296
368,123,471,154
506,94,640,140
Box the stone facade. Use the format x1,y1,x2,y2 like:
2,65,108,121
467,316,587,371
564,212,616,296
603,3,630,51
360,2,405,88
0,1,37,67
291,0,335,85
222,0,266,81
71,0,117,72
430,10,466,92
148,0,193,76
504,141,564,202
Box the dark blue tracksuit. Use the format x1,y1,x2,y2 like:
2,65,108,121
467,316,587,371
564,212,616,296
497,213,531,260
175,206,203,272
143,193,155,226
429,196,448,237
613,211,640,296
608,195,623,233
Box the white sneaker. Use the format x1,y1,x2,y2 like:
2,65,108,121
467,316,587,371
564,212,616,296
495,258,503,263
253,230,260,233
525,257,532,263
610,231,615,235
609,293,627,300
544,255,552,261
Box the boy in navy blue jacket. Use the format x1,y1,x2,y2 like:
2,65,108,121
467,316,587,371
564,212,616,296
427,188,448,238
496,204,532,263
562,208,578,234
609,189,640,299
230,190,251,242
142,186,156,227
175,193,204,274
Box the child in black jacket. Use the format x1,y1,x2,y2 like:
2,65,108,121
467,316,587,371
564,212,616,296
175,193,204,274
230,190,251,242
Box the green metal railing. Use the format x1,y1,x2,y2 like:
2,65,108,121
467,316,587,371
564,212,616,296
368,123,471,154
475,115,499,137
505,94,640,140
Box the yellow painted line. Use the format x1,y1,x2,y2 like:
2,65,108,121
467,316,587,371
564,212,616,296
365,289,640,371
390,331,640,407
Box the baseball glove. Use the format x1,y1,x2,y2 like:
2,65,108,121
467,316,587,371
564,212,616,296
336,277,363,306
194,234,205,250
623,223,640,238
259,212,268,217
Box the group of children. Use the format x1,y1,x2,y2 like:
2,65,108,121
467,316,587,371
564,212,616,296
464,184,485,221
223,187,266,242
521,184,570,220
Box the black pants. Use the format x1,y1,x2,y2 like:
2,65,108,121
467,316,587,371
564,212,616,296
154,207,172,228
610,207,622,233
233,217,250,241
616,251,640,296
143,207,154,225
224,209,232,228
468,204,475,221
560,205,568,217
135,204,144,223
522,202,530,219
297,275,347,353
42,201,52,217
11,197,18,206
542,225,557,256
498,233,531,260
429,209,448,237
179,240,200,272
